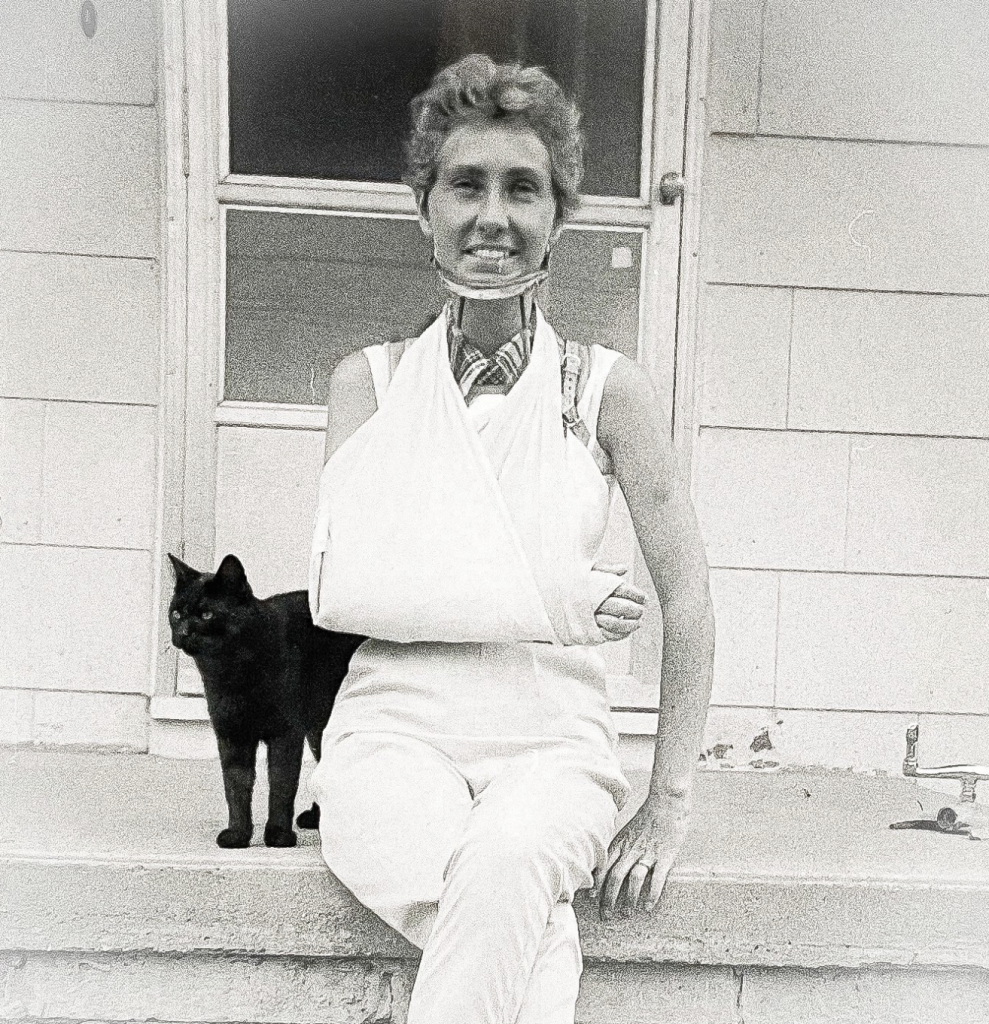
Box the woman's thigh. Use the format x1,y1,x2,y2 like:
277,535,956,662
313,730,473,944
457,752,620,899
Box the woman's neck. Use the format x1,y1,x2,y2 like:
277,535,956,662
457,294,534,355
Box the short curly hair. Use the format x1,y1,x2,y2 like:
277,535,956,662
404,54,584,221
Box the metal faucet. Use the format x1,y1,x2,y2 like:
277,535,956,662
891,724,989,838
901,723,989,803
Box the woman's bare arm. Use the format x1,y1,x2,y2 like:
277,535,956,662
594,355,715,915
324,350,379,463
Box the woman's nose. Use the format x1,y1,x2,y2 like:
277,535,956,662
476,189,509,233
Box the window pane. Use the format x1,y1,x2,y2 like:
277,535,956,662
227,0,647,197
224,210,641,405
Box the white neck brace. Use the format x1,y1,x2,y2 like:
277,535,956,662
437,266,548,301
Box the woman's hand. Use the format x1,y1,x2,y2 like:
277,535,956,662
593,564,646,640
594,791,690,918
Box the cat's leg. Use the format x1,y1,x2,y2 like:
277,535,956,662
264,732,304,847
296,727,323,829
215,734,257,848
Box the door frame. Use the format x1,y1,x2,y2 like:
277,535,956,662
153,0,711,719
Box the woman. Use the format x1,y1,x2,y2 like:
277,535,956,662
309,54,714,1023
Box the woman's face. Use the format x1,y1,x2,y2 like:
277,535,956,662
420,121,559,287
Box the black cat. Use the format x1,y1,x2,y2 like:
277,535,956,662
167,553,365,848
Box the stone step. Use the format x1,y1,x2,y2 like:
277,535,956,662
2,749,988,1023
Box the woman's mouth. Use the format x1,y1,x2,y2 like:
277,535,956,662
466,248,516,273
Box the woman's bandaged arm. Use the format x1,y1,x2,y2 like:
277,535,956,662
324,351,378,463
321,344,644,641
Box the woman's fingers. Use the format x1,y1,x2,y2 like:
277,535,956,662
625,862,651,908
595,615,640,641
597,596,644,620
592,562,628,576
599,825,678,917
611,581,647,605
642,860,674,912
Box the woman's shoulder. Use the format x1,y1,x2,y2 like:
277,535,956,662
596,352,674,461
325,350,379,461
597,350,651,403
329,349,375,397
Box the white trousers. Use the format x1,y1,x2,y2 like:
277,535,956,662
314,730,622,1024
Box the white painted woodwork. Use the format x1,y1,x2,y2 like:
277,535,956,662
153,0,192,703
776,572,989,714
706,0,761,134
697,284,791,429
176,656,205,698
213,426,324,599
760,0,989,146
693,427,849,571
0,0,155,105
0,688,34,744
40,402,157,549
846,436,989,578
217,180,655,227
0,99,158,257
708,568,778,708
0,253,158,404
0,546,152,693
32,690,148,749
702,137,989,295
0,399,44,543
790,291,989,438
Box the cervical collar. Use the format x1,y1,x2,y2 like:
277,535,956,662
437,266,548,301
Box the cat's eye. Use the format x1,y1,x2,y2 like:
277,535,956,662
170,610,181,620
201,610,214,621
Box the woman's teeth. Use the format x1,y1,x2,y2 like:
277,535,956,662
471,249,511,274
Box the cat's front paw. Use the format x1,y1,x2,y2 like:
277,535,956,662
264,824,298,848
216,827,252,848
296,802,321,829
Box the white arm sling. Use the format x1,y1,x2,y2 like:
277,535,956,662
309,309,622,645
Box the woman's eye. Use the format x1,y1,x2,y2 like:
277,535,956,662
201,610,214,621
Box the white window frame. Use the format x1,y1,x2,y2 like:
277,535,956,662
154,0,711,728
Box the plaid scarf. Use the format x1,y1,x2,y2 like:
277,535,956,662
447,300,535,404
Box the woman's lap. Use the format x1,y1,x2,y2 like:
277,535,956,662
313,729,620,948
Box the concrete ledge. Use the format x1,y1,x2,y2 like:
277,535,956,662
2,750,988,971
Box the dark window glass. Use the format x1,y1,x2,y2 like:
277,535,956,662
224,210,641,404
227,0,647,197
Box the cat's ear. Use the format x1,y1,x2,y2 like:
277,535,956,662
167,553,200,588
213,554,253,601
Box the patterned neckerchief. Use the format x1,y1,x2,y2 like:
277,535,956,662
446,298,536,404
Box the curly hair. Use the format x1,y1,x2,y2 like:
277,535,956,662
404,54,584,221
